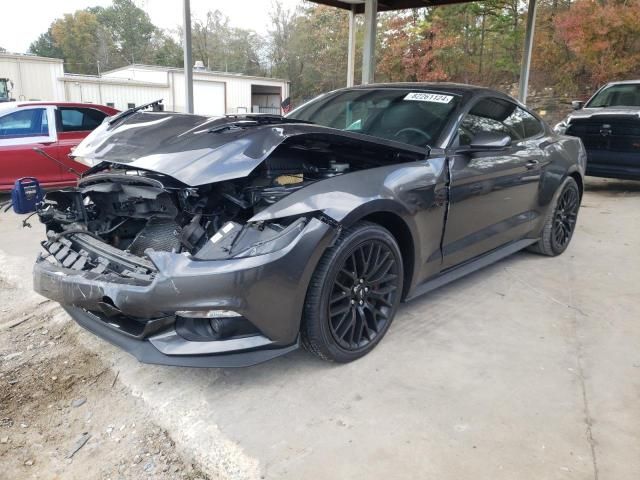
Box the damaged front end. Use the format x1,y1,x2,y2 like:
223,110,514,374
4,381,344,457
33,162,350,366
33,111,428,366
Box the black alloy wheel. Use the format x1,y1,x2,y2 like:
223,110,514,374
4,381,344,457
529,176,581,256
302,222,404,362
328,240,400,351
551,184,579,250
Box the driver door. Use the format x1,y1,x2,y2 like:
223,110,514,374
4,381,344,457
441,97,543,269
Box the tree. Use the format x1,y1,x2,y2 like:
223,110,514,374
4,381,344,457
28,0,181,74
267,2,357,104
91,0,156,65
191,9,264,74
29,28,65,59
150,32,183,68
555,0,640,91
48,11,105,75
378,10,450,82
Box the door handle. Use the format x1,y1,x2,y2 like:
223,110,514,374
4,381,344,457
525,159,540,169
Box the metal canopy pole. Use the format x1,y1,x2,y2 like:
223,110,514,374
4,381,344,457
347,5,357,87
362,0,378,85
518,0,538,104
183,0,194,113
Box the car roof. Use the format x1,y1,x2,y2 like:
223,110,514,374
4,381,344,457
347,82,496,96
600,80,640,88
335,82,523,107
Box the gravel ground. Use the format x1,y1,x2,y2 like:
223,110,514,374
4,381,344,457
0,255,210,480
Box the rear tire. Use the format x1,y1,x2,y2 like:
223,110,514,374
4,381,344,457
302,222,403,363
529,176,581,256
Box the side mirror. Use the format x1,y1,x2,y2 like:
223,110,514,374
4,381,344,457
467,131,512,151
571,100,584,110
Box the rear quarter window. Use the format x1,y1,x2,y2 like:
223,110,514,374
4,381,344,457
59,107,108,132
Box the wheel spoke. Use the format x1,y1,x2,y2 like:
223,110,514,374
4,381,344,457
330,303,351,317
336,309,355,341
331,310,349,332
330,292,348,305
340,268,357,282
368,250,391,279
369,259,395,283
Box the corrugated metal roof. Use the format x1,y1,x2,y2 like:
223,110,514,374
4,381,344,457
102,64,290,84
308,0,480,13
0,52,64,64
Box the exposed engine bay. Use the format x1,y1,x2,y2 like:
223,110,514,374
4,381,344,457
37,143,385,280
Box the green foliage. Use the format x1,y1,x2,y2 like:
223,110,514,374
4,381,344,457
267,2,354,103
48,11,104,74
29,29,65,60
28,0,181,74
191,10,264,75
91,0,157,65
25,0,640,104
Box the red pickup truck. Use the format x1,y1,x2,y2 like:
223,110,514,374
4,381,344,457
0,101,119,191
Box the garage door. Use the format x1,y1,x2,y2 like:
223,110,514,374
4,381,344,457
193,80,225,116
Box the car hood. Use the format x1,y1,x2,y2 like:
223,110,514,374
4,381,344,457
72,111,425,186
566,106,640,122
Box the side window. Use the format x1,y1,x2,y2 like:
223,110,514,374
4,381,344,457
459,98,512,145
59,108,108,132
522,109,544,138
0,108,49,138
458,98,542,145
503,106,544,139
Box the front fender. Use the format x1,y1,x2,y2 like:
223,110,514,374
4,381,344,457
249,159,446,224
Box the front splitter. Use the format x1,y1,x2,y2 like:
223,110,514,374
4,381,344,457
64,306,299,368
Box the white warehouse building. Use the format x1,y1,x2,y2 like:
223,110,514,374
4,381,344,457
65,64,290,115
0,53,65,101
0,53,290,116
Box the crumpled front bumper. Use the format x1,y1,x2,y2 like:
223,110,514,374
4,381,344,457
33,218,335,367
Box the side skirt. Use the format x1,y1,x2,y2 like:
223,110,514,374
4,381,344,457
404,238,537,302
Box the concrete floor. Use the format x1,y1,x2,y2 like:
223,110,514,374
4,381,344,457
0,177,639,479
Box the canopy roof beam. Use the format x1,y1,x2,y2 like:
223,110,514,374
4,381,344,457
183,0,194,113
347,5,357,87
362,0,378,84
518,0,538,104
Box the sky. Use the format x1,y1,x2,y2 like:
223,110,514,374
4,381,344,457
1,0,303,54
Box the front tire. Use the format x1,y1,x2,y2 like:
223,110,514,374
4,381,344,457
529,176,581,256
302,222,403,363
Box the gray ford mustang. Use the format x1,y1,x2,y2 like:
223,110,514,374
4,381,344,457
33,84,586,367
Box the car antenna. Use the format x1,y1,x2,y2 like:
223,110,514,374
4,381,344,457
33,147,82,178
107,99,164,126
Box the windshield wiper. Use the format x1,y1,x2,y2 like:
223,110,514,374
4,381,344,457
108,99,164,127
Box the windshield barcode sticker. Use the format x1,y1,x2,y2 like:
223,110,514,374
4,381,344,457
404,92,454,103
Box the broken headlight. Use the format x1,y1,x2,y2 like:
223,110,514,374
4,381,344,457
233,217,308,258
554,119,568,135
194,217,308,260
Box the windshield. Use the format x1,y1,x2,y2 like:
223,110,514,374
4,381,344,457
287,88,460,148
586,83,640,108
